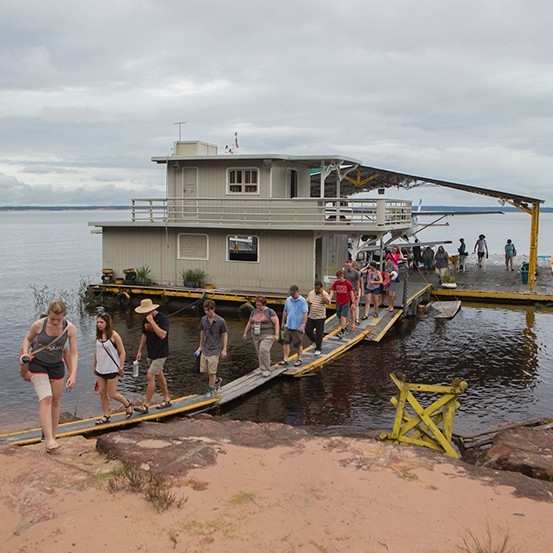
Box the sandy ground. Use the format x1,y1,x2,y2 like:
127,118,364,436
2,434,553,553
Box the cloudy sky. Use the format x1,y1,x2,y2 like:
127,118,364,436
1,0,552,206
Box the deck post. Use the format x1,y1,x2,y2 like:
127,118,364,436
528,201,540,291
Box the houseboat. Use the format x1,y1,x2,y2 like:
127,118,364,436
89,140,413,294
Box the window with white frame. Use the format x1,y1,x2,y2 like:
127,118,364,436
227,168,259,194
178,233,208,260
227,235,259,262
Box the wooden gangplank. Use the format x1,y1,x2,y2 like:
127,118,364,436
0,394,218,446
283,309,403,377
0,363,292,447
427,300,461,319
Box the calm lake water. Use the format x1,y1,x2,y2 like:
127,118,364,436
1,209,552,437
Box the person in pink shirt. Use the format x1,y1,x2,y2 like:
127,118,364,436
329,271,355,339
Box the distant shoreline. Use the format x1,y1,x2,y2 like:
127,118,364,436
1,205,551,212
0,206,130,211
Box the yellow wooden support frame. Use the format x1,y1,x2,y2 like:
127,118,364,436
505,199,540,291
380,373,468,458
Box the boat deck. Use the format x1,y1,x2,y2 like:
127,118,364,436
413,255,553,303
89,256,553,312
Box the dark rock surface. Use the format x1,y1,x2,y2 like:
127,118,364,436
477,426,553,480
96,414,313,477
93,414,553,502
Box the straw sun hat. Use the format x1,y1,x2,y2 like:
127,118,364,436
135,298,159,314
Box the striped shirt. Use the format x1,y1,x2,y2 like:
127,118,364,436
307,289,330,320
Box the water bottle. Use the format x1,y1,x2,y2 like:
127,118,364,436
132,360,140,378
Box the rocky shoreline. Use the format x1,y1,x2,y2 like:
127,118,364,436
2,415,553,552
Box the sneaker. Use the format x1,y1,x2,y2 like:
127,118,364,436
261,370,270,377
214,377,223,391
343,328,349,335
336,330,344,339
314,349,322,356
206,386,214,397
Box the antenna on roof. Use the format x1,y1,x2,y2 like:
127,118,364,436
225,131,239,154
173,121,188,141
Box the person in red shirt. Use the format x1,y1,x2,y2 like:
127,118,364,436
329,270,355,339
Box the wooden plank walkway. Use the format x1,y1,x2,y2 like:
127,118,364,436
282,309,404,377
426,301,462,319
0,394,218,446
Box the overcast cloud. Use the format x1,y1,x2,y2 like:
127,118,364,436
1,0,552,206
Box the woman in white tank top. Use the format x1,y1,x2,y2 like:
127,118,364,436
94,312,132,424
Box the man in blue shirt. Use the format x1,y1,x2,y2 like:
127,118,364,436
279,285,308,367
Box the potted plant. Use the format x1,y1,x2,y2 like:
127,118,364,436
180,267,208,288
440,270,457,289
135,265,152,286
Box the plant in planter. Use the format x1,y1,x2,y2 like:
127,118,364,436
180,267,208,288
135,265,152,285
441,270,457,288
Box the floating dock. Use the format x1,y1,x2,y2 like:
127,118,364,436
420,255,553,304
88,255,553,312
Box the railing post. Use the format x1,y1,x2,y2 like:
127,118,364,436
376,199,386,225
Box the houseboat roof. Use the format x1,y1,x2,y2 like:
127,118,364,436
152,153,363,168
317,165,544,207
152,140,542,207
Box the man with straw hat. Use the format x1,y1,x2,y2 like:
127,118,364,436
133,299,172,413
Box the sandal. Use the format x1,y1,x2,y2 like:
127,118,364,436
95,415,111,425
133,404,149,414
293,359,303,367
361,315,368,320
124,399,133,419
156,400,172,410
278,360,289,366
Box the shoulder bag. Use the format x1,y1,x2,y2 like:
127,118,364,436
20,323,70,379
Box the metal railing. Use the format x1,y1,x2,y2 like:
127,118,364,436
130,197,412,228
